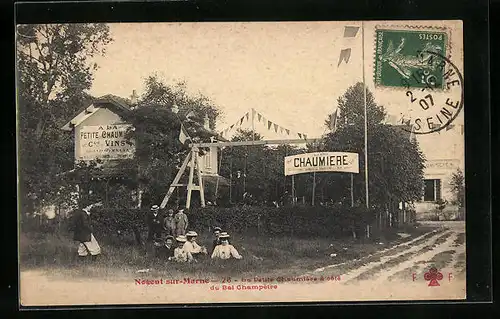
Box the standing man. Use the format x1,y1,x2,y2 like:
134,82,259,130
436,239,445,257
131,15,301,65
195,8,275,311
146,205,163,242
69,202,102,262
174,208,189,237
163,209,176,236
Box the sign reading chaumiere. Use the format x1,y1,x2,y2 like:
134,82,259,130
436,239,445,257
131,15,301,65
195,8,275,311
284,152,359,176
78,124,135,161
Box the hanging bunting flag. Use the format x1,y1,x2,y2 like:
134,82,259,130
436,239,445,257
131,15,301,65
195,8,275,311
303,134,307,139
344,25,360,37
258,113,262,122
178,125,190,144
273,123,279,133
267,121,272,130
230,124,234,130
338,49,352,67
239,117,244,125
298,133,302,139
338,25,360,67
185,110,196,121
429,123,441,134
280,127,284,134
245,112,249,121
285,129,290,135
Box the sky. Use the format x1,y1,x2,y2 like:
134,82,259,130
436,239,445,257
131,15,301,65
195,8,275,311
88,22,364,138
88,21,464,161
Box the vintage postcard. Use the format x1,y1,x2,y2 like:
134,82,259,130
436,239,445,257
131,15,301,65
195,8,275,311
17,20,465,306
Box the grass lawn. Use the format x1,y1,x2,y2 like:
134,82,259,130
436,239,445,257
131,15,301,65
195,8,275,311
19,223,437,281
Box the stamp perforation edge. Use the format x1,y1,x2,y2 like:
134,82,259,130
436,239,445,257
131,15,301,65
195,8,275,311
372,24,453,93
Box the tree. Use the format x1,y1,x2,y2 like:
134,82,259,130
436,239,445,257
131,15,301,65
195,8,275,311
320,83,425,212
116,75,223,208
218,129,302,205
16,24,112,141
450,168,465,208
138,74,222,130
16,23,112,213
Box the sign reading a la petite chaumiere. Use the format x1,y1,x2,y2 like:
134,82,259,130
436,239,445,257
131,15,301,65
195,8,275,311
78,124,135,161
284,152,359,176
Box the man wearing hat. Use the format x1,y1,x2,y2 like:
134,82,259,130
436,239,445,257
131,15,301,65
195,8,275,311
211,232,243,260
184,231,208,260
174,208,189,237
156,235,175,260
172,235,193,262
146,205,163,242
163,209,176,236
210,227,222,254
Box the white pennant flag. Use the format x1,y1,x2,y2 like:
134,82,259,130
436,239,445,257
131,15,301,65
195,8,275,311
338,25,360,67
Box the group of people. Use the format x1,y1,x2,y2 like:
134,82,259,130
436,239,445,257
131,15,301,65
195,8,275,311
68,202,243,263
147,205,243,262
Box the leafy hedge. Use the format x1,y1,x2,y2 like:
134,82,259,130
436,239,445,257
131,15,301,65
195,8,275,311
87,205,377,240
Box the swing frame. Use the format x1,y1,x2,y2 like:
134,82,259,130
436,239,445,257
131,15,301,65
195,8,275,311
159,138,321,209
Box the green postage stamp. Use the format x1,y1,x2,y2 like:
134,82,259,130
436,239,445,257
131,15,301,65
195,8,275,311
375,29,448,89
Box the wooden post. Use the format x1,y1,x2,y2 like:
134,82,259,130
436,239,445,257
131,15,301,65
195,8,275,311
229,148,233,203
137,188,143,209
195,150,206,208
186,148,196,209
160,151,191,209
312,172,316,206
350,173,354,207
291,175,295,205
251,108,255,143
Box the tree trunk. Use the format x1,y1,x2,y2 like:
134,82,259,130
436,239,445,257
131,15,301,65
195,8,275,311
133,226,142,246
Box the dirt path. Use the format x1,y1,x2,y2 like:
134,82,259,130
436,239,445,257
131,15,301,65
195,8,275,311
314,221,465,288
20,222,466,306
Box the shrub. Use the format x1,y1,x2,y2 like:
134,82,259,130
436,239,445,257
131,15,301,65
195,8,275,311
86,205,377,241
89,207,148,245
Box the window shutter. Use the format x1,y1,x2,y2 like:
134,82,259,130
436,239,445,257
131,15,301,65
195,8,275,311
435,179,442,201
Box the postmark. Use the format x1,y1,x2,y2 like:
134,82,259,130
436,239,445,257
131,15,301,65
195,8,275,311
375,29,448,89
398,51,464,134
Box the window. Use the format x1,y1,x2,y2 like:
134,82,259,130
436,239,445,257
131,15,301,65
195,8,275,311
203,151,211,169
423,179,441,202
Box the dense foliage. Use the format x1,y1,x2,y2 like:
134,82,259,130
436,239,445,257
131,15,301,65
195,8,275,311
218,83,425,210
320,82,425,209
88,205,377,240
450,168,465,208
17,23,112,214
114,75,223,208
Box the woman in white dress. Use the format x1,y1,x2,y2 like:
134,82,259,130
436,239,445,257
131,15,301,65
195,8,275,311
211,233,242,260
183,231,208,261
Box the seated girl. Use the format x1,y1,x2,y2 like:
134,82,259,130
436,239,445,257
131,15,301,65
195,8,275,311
172,235,193,262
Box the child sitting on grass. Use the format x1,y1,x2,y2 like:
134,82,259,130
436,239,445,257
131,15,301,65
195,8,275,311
171,235,193,262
